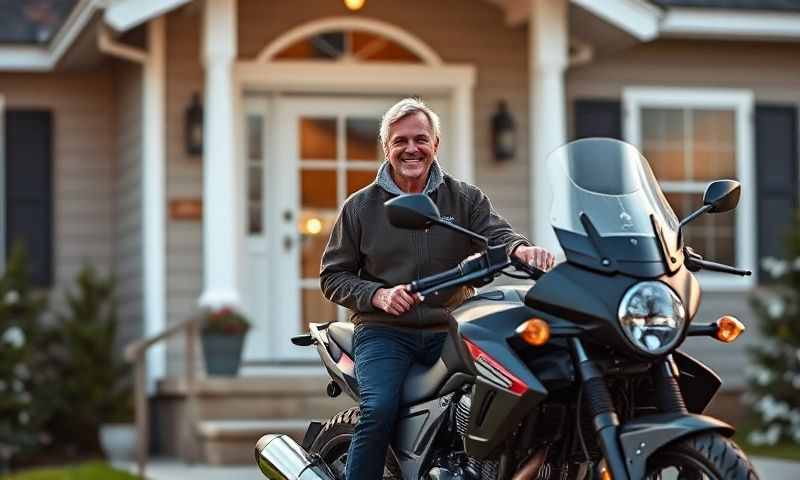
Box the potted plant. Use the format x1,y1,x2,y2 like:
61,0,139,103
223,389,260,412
201,307,251,376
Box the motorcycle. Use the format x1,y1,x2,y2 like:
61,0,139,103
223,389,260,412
254,138,760,480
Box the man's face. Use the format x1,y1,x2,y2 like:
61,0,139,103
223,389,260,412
384,111,439,186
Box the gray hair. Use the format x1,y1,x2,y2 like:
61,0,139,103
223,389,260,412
379,97,441,150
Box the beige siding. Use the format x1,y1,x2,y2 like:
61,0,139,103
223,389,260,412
566,39,800,110
162,0,531,372
0,71,115,294
114,61,144,347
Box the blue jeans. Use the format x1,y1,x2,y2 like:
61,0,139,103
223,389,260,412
345,324,447,480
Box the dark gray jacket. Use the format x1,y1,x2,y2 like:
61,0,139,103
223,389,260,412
320,162,531,328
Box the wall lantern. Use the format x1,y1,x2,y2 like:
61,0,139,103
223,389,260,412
185,92,204,156
491,100,515,162
344,0,365,11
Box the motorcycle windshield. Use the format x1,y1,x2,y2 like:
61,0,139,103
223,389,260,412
548,138,680,271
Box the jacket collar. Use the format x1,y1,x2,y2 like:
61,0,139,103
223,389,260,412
375,160,445,196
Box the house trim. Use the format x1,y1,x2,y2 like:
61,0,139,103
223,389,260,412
661,8,800,40
623,86,756,291
104,0,192,32
570,0,662,41
256,16,444,66
235,61,476,183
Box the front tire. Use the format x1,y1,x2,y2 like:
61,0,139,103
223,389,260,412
645,432,759,480
309,407,400,480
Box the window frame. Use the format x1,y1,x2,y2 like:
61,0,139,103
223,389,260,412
623,87,756,290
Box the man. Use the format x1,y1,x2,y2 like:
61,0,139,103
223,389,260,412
320,98,554,480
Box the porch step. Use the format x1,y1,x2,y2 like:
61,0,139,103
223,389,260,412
153,374,355,464
198,419,312,465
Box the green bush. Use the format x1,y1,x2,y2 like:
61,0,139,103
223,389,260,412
46,266,131,456
0,245,51,470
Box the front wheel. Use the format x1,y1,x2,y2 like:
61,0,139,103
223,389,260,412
645,432,759,480
309,407,400,480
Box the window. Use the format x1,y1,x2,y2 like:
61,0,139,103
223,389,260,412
274,29,423,63
624,88,755,289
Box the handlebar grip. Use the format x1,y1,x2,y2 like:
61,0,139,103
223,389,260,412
510,257,545,280
409,264,463,293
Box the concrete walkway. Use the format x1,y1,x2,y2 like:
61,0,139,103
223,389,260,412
115,456,800,480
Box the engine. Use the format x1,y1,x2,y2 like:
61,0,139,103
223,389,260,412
426,392,498,480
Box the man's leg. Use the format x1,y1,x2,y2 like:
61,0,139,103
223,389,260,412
346,326,415,480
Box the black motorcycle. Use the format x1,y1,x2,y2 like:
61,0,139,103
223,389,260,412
255,138,759,480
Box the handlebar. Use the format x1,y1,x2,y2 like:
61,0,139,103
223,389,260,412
409,246,544,297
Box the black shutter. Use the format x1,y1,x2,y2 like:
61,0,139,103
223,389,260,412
755,105,798,281
573,99,622,140
5,110,53,286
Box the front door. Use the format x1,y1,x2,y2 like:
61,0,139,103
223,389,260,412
242,95,449,364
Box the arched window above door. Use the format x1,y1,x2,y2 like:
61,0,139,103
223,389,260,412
256,17,443,66
275,30,422,63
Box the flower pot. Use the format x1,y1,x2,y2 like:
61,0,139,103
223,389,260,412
202,333,246,376
100,423,136,461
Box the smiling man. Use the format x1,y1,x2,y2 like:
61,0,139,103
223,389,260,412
320,97,554,480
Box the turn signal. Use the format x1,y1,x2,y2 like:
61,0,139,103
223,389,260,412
517,318,550,346
715,315,745,343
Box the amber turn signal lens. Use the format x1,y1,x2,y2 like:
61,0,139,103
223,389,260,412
517,318,550,346
715,315,745,343
600,468,612,480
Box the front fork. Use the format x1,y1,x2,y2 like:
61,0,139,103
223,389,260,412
570,339,685,480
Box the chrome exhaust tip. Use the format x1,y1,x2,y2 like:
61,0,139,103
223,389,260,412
255,433,337,480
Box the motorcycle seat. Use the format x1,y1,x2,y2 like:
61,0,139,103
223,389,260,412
327,322,354,355
325,322,455,406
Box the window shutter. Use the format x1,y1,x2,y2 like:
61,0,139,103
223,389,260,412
573,100,622,140
4,110,53,286
756,105,798,281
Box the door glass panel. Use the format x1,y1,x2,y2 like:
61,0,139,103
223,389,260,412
300,118,337,159
246,114,264,235
347,170,376,196
248,165,262,202
346,117,381,161
299,211,336,278
301,169,337,209
301,289,338,330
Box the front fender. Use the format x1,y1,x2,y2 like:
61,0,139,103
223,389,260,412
619,413,734,479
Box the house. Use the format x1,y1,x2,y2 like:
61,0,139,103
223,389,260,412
1,0,798,466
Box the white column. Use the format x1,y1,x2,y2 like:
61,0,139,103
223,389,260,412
529,0,568,252
199,0,241,308
143,17,167,387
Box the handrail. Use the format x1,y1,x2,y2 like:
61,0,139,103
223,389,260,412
125,313,203,478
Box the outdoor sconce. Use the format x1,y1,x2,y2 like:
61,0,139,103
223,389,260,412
185,92,204,156
344,0,365,11
491,100,515,162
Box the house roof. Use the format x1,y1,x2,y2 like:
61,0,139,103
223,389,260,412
652,0,800,11
0,0,78,44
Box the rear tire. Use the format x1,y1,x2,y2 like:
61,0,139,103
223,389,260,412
645,432,759,480
309,407,401,480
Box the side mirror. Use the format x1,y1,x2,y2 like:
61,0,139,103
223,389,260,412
385,194,441,230
703,179,740,213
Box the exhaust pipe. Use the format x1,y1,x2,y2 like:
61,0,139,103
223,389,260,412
255,434,337,480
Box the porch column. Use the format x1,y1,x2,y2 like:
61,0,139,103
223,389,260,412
199,0,241,308
529,0,568,252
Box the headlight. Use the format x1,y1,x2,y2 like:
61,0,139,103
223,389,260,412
618,281,686,355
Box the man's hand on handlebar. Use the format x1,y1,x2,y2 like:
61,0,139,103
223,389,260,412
372,285,424,316
513,246,555,272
